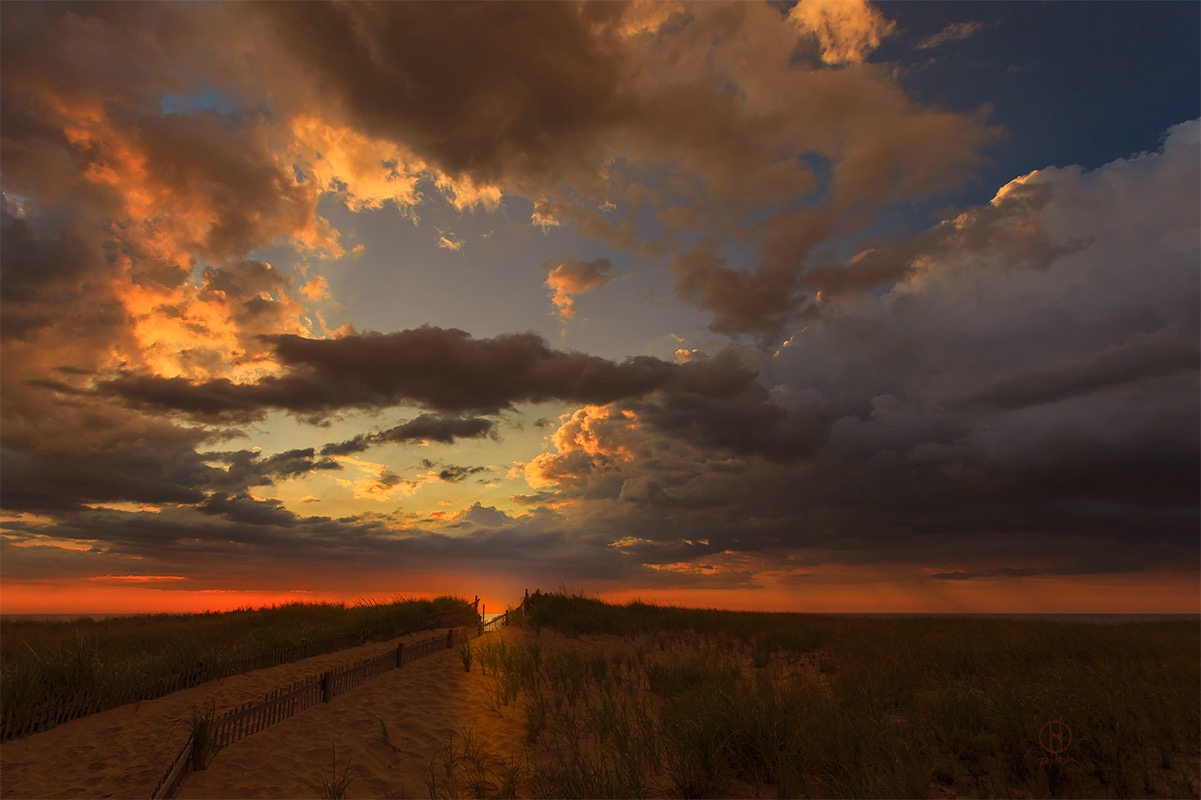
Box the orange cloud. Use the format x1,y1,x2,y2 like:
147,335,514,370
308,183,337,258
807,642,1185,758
299,275,331,302
788,0,896,65
546,259,619,321
524,405,639,490
288,116,503,214
334,456,425,501
87,575,187,584
288,115,425,213
437,231,464,252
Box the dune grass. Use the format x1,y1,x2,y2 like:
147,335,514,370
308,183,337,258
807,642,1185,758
473,592,1199,798
1,595,471,721
303,742,358,800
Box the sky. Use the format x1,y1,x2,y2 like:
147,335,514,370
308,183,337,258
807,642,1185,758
1,1,1198,615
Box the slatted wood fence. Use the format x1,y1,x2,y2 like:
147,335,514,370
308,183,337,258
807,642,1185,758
150,597,528,799
1,604,478,742
211,676,324,748
149,733,194,800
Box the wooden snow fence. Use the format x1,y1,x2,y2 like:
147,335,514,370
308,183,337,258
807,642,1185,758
1,604,479,742
149,732,194,800
482,610,510,633
150,607,521,799
211,676,325,749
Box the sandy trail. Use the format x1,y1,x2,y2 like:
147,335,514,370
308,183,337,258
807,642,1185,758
177,628,527,799
0,626,469,799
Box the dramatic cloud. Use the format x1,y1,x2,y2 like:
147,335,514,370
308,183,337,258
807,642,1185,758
514,122,1201,581
788,0,896,65
321,414,496,456
546,258,619,321
1,1,1196,611
230,1,996,338
101,327,684,418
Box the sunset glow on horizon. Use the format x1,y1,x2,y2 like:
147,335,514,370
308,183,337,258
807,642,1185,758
2,1,1198,617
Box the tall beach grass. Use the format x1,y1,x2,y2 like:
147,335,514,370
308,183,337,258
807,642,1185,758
474,591,1199,798
1,595,470,721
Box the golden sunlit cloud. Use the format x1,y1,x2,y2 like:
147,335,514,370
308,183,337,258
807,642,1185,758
546,259,619,321
788,0,896,65
87,574,188,584
1,512,57,528
617,0,685,38
336,456,423,501
437,231,464,251
288,116,425,214
433,173,503,211
530,199,560,231
524,405,639,490
299,275,331,302
2,532,96,553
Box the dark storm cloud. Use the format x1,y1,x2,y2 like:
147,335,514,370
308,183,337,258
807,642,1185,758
671,240,803,344
200,492,298,527
796,177,1084,301
0,424,212,513
635,385,831,462
245,1,629,189
0,496,629,590
0,202,111,342
436,465,488,483
952,334,1199,411
102,327,681,417
209,448,342,487
519,124,1201,579
321,414,496,456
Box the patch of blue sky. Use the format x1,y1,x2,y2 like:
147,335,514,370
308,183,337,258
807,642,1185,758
875,1,1200,208
159,89,237,118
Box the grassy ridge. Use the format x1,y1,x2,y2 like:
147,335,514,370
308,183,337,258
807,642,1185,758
455,592,1199,798
1,596,470,719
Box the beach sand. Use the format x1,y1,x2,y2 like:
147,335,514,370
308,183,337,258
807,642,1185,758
0,626,478,799
177,629,527,799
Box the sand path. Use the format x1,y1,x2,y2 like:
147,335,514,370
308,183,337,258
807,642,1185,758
0,626,473,799
177,627,527,799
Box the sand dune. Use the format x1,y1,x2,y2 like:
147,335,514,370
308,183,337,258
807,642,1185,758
0,626,477,799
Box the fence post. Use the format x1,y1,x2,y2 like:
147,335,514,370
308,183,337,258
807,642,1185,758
479,604,485,636
301,639,308,659
446,628,454,649
321,671,332,703
395,643,405,668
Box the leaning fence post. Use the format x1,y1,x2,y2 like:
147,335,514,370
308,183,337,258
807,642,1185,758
479,603,485,636
395,643,405,668
321,671,332,703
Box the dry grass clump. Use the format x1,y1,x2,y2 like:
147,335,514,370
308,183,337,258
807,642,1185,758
303,742,358,800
